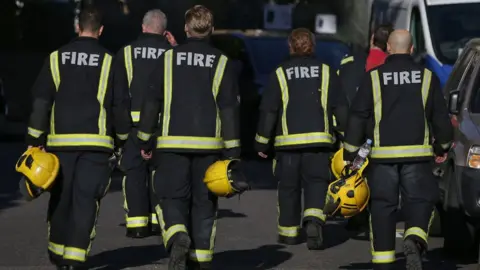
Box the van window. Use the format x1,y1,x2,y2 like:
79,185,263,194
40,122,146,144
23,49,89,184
410,8,425,54
445,48,475,92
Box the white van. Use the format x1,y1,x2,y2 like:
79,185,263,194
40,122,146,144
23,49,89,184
369,0,480,87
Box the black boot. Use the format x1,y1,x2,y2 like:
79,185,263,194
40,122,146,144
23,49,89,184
169,233,191,270
126,227,150,238
305,222,323,250
403,237,424,270
277,235,302,245
57,266,85,270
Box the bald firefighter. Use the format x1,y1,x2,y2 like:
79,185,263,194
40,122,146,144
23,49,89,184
255,28,348,250
343,30,453,269
25,7,131,269
137,5,240,270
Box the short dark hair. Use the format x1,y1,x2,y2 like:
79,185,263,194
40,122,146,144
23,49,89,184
78,7,103,33
373,24,394,51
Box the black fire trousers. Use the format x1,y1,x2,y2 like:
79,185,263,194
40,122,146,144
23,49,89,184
120,129,157,229
47,151,111,266
368,162,438,269
274,151,331,240
152,152,219,265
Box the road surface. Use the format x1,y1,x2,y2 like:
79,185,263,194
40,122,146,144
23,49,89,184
0,142,477,269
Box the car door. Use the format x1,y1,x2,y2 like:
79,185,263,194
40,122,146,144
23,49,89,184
444,47,476,102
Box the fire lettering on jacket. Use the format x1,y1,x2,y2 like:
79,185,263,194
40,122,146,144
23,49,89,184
176,52,216,67
133,47,166,59
382,71,422,85
61,52,100,66
285,66,320,80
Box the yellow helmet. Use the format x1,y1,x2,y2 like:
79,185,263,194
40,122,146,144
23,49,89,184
324,157,370,218
204,159,250,197
331,148,350,178
15,147,59,201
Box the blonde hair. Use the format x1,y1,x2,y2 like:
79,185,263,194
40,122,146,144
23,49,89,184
185,5,213,37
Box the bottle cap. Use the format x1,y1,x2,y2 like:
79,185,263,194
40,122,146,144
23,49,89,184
366,139,372,144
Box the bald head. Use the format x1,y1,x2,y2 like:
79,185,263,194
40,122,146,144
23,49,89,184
387,29,413,54
142,9,167,34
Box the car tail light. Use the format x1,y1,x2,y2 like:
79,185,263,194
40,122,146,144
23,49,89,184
467,146,480,169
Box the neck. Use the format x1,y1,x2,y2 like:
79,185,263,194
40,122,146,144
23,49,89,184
391,51,410,55
78,31,98,39
371,46,384,52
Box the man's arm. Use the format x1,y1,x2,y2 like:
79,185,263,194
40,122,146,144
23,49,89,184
428,73,453,155
26,56,56,147
216,57,241,159
137,53,166,152
254,70,282,154
111,54,132,148
328,66,348,137
343,73,374,161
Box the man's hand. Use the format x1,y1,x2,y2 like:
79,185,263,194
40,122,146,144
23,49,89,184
165,31,177,46
28,145,45,152
258,152,268,159
435,153,447,163
141,150,152,160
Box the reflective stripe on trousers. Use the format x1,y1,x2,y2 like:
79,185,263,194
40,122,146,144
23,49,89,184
47,134,114,149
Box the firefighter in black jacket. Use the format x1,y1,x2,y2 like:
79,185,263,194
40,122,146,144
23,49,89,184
114,9,174,239
26,8,131,269
338,49,368,107
255,28,348,250
343,30,453,270
137,5,240,270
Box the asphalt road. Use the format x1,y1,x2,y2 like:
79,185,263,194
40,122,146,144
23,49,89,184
0,142,478,270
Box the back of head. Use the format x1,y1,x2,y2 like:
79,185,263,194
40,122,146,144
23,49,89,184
184,5,214,38
288,28,316,56
142,9,167,34
372,23,394,51
78,7,102,34
387,29,413,55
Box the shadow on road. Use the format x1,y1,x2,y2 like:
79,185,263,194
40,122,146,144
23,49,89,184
218,208,247,219
321,223,351,250
213,244,292,270
0,142,27,212
87,244,167,269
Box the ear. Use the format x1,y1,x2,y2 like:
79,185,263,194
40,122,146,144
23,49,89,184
387,42,391,54
75,23,80,34
98,26,104,36
211,26,215,33
410,45,414,55
184,24,188,33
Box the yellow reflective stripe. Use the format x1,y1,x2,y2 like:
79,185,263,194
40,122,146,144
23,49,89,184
213,55,228,138
371,70,382,147
48,241,64,256
28,127,43,138
341,56,354,65
344,142,359,152
157,136,223,149
224,139,240,149
155,205,168,247
162,50,173,136
47,134,114,149
98,54,112,136
372,250,395,264
63,247,87,262
321,64,330,134
336,69,340,75
255,134,269,144
427,209,435,236
333,115,337,127
421,69,432,145
189,249,213,262
126,217,149,228
276,68,289,135
131,111,140,122
117,133,128,140
278,225,300,237
274,132,333,147
304,208,326,222
441,142,452,150
137,131,151,141
370,145,433,158
404,226,428,243
150,213,159,225
49,51,60,135
163,224,188,244
124,45,133,88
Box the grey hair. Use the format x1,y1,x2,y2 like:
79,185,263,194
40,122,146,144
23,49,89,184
142,9,167,34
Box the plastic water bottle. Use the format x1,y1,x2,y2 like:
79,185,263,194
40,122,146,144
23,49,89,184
351,139,372,171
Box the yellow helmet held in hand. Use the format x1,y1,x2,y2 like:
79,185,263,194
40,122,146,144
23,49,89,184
204,159,250,197
324,156,370,218
331,148,351,178
15,147,59,201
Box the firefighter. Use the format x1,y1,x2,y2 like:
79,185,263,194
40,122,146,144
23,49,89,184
137,5,240,270
343,29,453,269
114,9,176,239
337,48,368,107
255,28,348,250
25,7,131,269
366,24,393,71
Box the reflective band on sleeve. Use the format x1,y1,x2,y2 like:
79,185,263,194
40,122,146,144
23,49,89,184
341,56,354,65
157,136,223,150
150,213,159,225
421,69,432,145
28,127,43,138
163,224,188,245
344,142,360,152
371,70,382,147
124,45,133,89
137,131,152,141
372,250,395,264
333,115,337,127
278,225,300,237
255,134,269,144
47,134,114,149
97,54,112,136
189,249,213,263
162,50,174,136
337,69,340,75
48,241,64,256
131,111,140,122
212,55,228,138
441,142,452,150
370,145,433,158
116,133,128,140
224,139,240,149
274,132,333,147
321,64,330,134
125,216,149,228
404,226,428,243
276,68,289,135
63,247,87,262
304,208,326,222
49,51,61,135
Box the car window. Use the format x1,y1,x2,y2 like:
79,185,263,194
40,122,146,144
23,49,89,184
468,62,480,113
445,48,475,92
